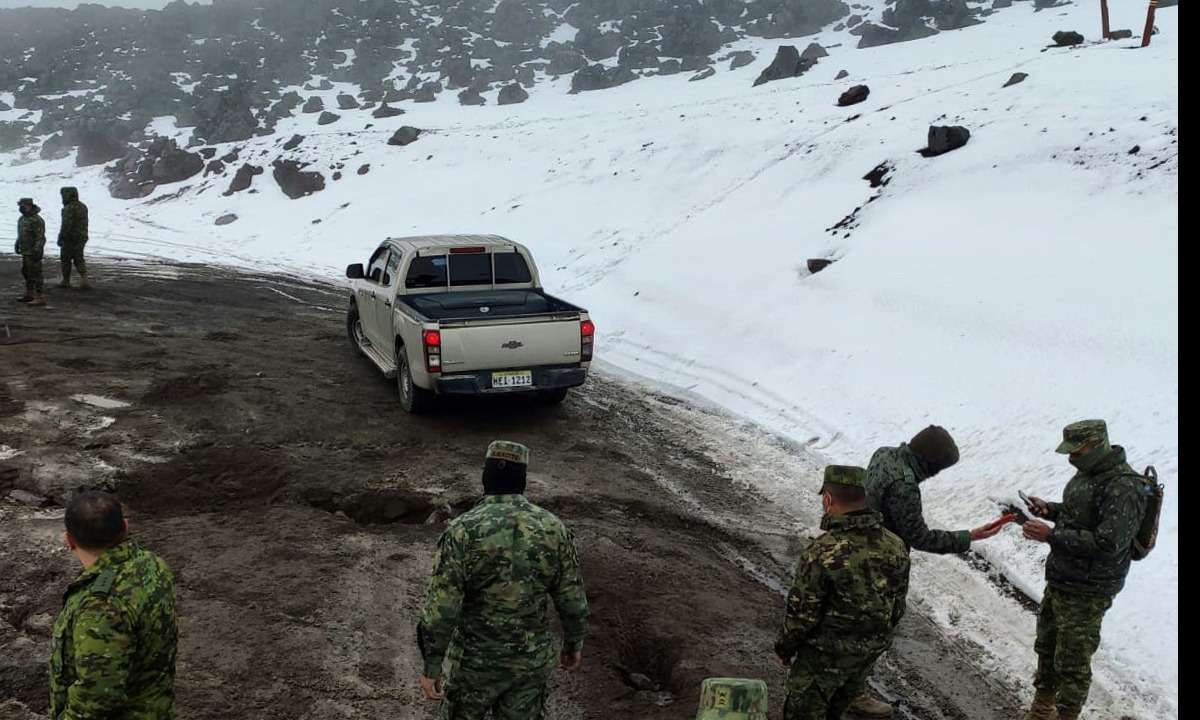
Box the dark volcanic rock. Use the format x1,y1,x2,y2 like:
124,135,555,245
317,111,341,126
458,88,486,106
357,164,371,175
302,96,324,113
1003,72,1028,87
215,213,237,226
920,125,971,157
224,163,263,196
413,82,443,103
801,42,829,61
618,43,661,69
272,159,326,199
836,69,850,79
856,21,939,48
838,85,870,106
336,94,360,110
192,87,258,144
283,134,305,151
498,83,529,105
689,67,717,82
151,144,204,185
807,258,835,274
570,64,637,94
388,126,422,146
372,104,406,118
1109,29,1133,39
729,51,755,70
1053,31,1084,46
205,159,225,176
753,45,816,87
76,130,127,167
659,59,683,75
40,133,73,161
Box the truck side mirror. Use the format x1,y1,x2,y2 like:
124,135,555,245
346,263,365,279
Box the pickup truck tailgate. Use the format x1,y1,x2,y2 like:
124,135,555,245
440,318,581,373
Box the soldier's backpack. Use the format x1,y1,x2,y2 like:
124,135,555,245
1131,466,1164,561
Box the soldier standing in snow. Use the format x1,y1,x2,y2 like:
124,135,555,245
775,465,910,720
15,197,46,306
58,186,90,289
1019,420,1147,720
417,441,589,719
849,425,1005,717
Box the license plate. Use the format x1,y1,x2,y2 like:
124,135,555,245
492,371,533,388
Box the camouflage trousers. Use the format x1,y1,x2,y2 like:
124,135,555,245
438,664,550,720
21,255,44,296
783,649,879,720
1034,586,1113,711
61,243,87,281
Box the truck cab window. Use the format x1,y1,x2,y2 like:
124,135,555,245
407,255,448,289
367,248,390,284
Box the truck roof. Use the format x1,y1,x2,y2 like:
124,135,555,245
385,234,521,253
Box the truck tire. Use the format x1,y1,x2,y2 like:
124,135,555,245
346,300,366,357
539,387,570,405
397,346,435,414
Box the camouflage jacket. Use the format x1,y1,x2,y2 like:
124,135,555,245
59,198,89,247
16,212,45,257
50,541,178,720
865,444,971,555
418,494,589,678
775,510,910,663
1044,446,1146,598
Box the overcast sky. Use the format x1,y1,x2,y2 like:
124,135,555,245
0,0,210,8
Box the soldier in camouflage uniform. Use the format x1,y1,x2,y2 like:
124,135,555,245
854,425,1003,717
1019,420,1147,720
50,491,178,720
15,197,47,306
58,186,90,289
418,441,589,719
775,465,910,720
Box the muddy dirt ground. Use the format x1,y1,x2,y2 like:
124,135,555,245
0,258,1023,720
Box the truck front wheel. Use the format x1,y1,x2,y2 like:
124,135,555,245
396,346,435,414
346,300,365,357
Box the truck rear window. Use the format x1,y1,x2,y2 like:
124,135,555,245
406,252,534,289
406,256,447,289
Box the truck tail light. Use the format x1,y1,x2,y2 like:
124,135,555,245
423,330,442,373
580,319,594,362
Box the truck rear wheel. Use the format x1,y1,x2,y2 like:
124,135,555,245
397,347,435,414
539,387,570,405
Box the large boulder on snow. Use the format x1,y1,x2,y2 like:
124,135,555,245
728,51,755,70
224,163,264,196
302,96,324,113
838,85,870,106
317,111,341,126
272,159,326,199
150,144,203,185
570,64,637,94
458,88,486,106
388,126,422,146
753,45,816,87
76,130,127,167
498,83,529,105
40,133,73,161
191,87,258,144
336,93,360,110
372,103,406,118
920,125,971,157
1053,31,1084,46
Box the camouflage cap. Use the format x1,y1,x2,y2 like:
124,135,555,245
486,440,529,465
695,677,768,720
817,464,867,494
17,197,33,205
1055,419,1108,454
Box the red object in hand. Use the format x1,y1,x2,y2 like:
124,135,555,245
983,513,1018,532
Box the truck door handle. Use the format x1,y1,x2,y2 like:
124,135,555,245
383,300,392,307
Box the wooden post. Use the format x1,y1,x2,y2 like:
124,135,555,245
1100,0,1111,38
1141,0,1158,46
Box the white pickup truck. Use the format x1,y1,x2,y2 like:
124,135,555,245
345,234,594,412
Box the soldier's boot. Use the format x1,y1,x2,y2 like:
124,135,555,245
28,296,47,306
1023,690,1059,720
78,272,90,290
1055,707,1080,720
16,282,34,302
847,692,893,718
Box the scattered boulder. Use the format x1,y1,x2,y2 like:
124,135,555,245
76,130,127,167
214,213,238,226
801,43,829,61
838,85,870,106
992,0,1012,7
458,88,486,106
1109,28,1133,40
333,171,343,181
205,159,225,176
357,164,371,175
920,125,971,157
336,93,360,110
658,59,683,75
283,134,305,151
753,45,817,87
855,21,939,48
0,99,10,112
618,43,661,70
268,92,303,120
40,133,73,161
863,161,893,187
388,126,422,146
191,87,258,144
728,51,755,70
224,163,263,196
413,82,442,103
1128,145,1140,154
689,67,717,82
150,143,204,185
1003,72,1028,87
498,83,529,105
1052,31,1084,46
302,96,324,113
372,103,406,118
199,147,217,159
807,258,836,274
681,55,711,72
317,111,341,126
836,69,850,80
547,45,589,76
570,64,636,94
272,159,326,199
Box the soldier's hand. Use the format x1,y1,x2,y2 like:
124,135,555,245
1022,520,1053,543
1025,496,1052,519
560,650,583,671
419,675,444,701
969,522,1005,542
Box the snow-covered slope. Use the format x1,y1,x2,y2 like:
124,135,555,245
1,2,1177,716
